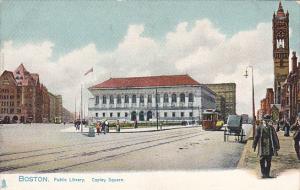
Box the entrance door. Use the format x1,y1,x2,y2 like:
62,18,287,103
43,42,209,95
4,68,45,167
4,116,10,124
147,111,152,121
139,111,145,121
131,111,137,121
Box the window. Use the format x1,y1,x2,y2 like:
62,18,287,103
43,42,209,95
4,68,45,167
181,112,184,117
117,95,121,104
132,95,137,103
189,112,193,117
164,112,168,117
188,93,194,102
140,95,144,103
125,95,129,103
171,94,177,103
163,93,168,103
125,112,128,117
117,112,120,117
95,113,99,117
156,94,160,103
109,95,114,104
148,95,152,103
180,93,185,103
103,96,107,104
110,113,113,117
95,96,99,105
172,112,176,117
102,113,106,117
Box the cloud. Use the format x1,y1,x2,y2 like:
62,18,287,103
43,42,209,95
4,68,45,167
1,19,276,116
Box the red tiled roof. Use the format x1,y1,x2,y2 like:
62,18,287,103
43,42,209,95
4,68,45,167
90,75,200,89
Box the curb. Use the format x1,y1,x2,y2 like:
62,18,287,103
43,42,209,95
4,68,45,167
237,130,253,168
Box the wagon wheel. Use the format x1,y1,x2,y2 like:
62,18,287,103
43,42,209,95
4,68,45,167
224,127,228,142
240,128,244,143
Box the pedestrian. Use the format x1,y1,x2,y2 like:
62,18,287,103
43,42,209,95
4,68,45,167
101,121,106,134
116,120,120,132
282,117,290,136
96,122,101,135
134,119,138,128
276,119,281,132
252,114,280,178
291,114,300,160
105,120,109,133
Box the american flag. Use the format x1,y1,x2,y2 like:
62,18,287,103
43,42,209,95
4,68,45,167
84,68,93,76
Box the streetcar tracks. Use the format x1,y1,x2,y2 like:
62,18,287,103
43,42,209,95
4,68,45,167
40,132,204,173
0,128,206,172
0,128,199,162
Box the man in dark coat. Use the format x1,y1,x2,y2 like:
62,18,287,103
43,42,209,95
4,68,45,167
291,114,300,160
253,114,280,178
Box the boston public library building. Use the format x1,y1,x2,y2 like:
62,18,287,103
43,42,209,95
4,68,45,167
88,74,216,124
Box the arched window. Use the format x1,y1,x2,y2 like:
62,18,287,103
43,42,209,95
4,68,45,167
125,95,129,103
180,93,185,103
148,95,152,103
171,94,177,103
140,95,144,103
163,93,169,103
109,95,114,104
102,95,107,104
188,93,194,102
132,95,137,103
117,95,121,104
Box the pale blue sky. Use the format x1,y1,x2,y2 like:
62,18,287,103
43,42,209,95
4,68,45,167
1,0,300,58
1,0,300,114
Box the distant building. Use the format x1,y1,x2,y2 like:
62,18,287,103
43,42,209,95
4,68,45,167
48,92,63,123
215,95,226,120
0,64,50,123
62,107,75,123
205,83,236,120
88,75,216,123
281,52,300,123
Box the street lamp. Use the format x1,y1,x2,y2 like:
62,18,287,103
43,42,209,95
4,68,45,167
244,66,256,139
155,88,159,130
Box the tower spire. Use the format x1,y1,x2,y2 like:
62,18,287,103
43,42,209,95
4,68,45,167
277,1,285,17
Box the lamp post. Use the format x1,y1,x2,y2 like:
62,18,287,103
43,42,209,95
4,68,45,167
155,88,159,131
244,66,256,138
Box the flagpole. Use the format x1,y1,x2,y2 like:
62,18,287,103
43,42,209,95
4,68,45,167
80,84,83,133
74,96,77,121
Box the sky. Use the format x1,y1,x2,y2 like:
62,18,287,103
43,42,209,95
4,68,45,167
0,0,300,116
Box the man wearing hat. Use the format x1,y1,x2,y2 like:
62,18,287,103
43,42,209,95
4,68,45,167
291,113,300,160
253,114,280,178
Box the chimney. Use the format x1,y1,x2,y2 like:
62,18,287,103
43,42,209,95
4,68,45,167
292,51,297,72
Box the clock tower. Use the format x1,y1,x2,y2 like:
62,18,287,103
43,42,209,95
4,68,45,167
273,1,289,104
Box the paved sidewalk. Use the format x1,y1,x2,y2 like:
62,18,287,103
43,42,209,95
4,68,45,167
238,130,300,177
60,125,202,133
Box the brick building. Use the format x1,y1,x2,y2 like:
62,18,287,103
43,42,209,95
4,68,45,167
0,64,52,123
257,88,274,120
281,52,300,123
273,1,290,104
